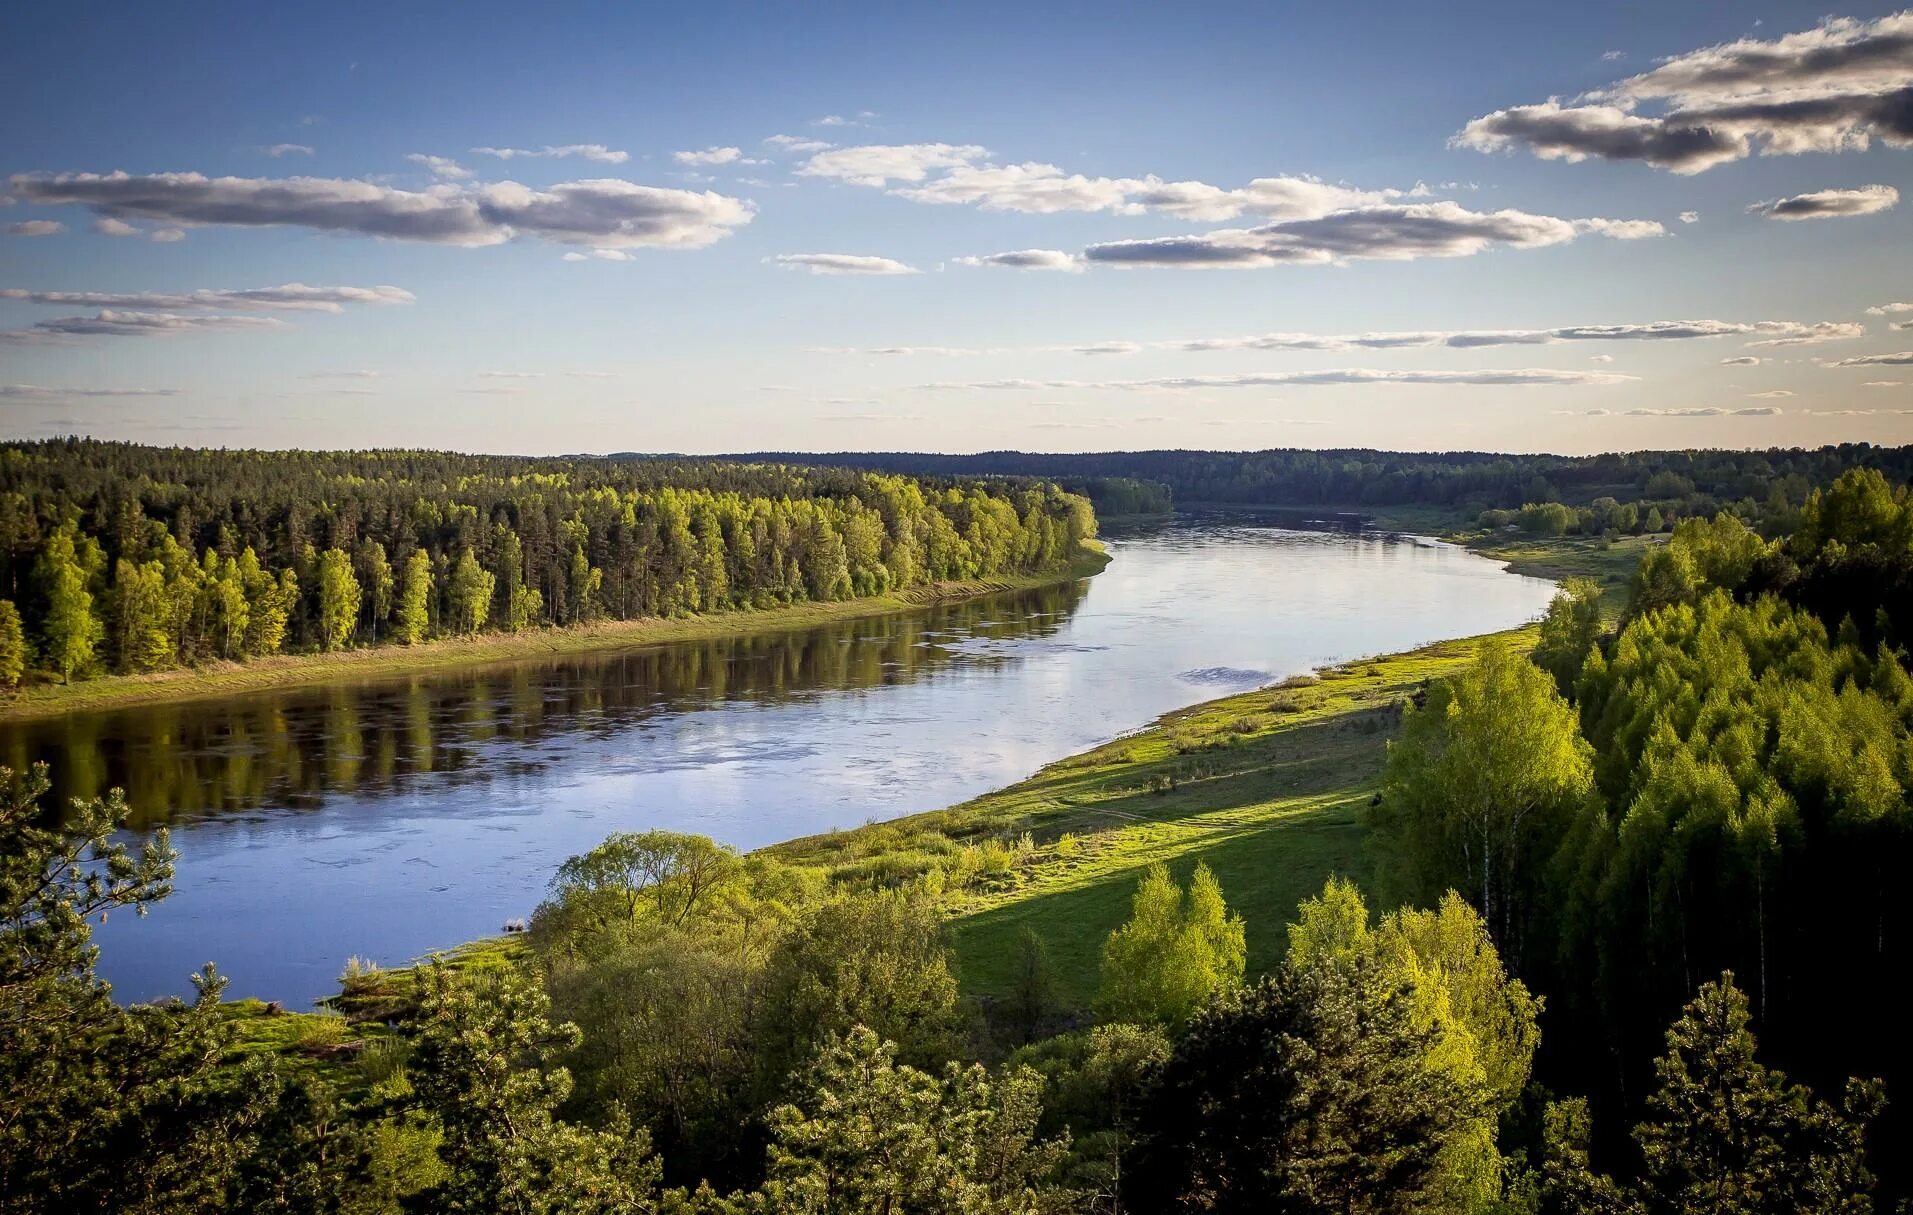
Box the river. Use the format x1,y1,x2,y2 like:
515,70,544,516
2,517,1559,1006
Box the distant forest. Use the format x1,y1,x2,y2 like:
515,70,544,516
713,445,1913,532
0,441,1095,687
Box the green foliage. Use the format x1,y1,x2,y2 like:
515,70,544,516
1532,578,1604,698
1540,975,1882,1215
1095,862,1246,1029
0,762,352,1213
395,548,432,644
0,598,26,686
1000,928,1062,1046
36,523,102,681
1129,941,1484,1214
0,443,1093,683
1371,639,1592,953
447,550,495,636
753,890,965,1099
317,547,361,652
1287,879,1540,1210
754,1026,1071,1214
405,959,663,1214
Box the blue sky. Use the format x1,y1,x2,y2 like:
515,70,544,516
3,2,1912,455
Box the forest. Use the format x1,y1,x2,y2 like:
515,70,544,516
722,444,1913,534
3,466,1909,1213
0,440,1096,689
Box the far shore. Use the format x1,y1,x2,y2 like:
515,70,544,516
0,544,1111,724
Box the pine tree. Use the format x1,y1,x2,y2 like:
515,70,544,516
406,960,662,1214
1636,973,1882,1214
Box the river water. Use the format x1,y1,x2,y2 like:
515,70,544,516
2,517,1558,1006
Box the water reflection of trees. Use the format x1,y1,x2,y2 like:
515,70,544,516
6,581,1087,831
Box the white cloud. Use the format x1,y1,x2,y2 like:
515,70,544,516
1747,389,1794,398
0,383,181,398
801,141,1419,222
1080,202,1661,269
0,283,413,312
952,249,1084,272
1868,302,1913,315
406,153,471,180
1721,355,1762,365
1749,184,1898,221
673,146,742,166
768,253,919,275
1679,210,1700,223
764,134,834,154
1456,13,1913,173
1588,354,1615,362
796,143,989,187
478,370,544,378
263,144,315,157
1833,352,1913,366
6,220,62,237
10,310,286,338
913,367,1634,391
471,144,629,164
10,171,753,250
304,369,381,379
1625,406,1782,417
1863,380,1905,386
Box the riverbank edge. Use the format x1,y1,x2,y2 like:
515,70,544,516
1,543,1112,723
226,529,1621,1072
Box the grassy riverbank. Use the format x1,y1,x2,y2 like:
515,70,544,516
218,529,1640,1076
0,544,1110,723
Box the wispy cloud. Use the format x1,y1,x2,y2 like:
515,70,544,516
1080,203,1661,269
953,249,1084,272
10,171,753,250
0,383,182,398
470,143,629,164
673,146,743,166
913,368,1634,391
1832,352,1913,366
405,153,471,180
5,220,62,237
1,283,413,312
262,143,315,157
768,253,919,275
1749,184,1897,221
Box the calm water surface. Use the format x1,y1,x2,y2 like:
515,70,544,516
3,518,1558,1005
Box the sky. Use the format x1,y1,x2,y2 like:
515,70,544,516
3,2,1913,457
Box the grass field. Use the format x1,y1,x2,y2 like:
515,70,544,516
775,626,1534,1005
0,546,1109,723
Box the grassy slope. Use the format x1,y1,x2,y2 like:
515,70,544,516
231,529,1642,1075
778,629,1528,1005
775,529,1645,1005
1,546,1109,723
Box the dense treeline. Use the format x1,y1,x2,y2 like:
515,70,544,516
4,465,1904,1212
1371,466,1913,1205
3,763,1883,1213
0,440,1095,688
719,444,1913,532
